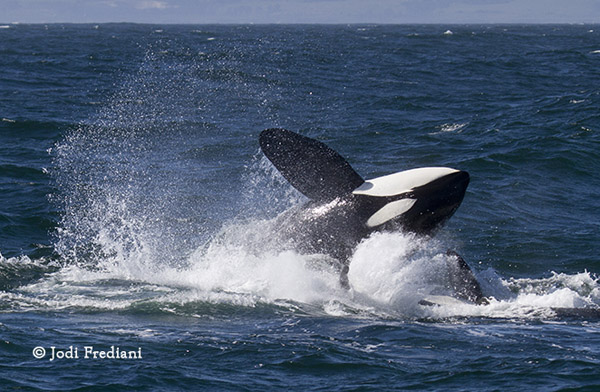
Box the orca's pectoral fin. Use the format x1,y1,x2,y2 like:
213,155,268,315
446,250,488,305
259,128,365,202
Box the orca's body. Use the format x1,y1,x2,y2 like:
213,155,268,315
259,128,484,303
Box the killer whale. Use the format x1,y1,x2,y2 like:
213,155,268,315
259,128,485,304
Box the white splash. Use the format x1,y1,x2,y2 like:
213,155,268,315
7,217,600,320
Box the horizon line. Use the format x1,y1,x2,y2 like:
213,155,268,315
2,21,599,26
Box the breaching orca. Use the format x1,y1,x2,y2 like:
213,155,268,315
259,128,485,304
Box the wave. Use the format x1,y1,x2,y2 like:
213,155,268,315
0,252,59,292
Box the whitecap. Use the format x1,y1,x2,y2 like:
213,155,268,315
441,123,467,133
429,123,468,135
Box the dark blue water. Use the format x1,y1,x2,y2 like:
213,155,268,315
1,24,599,391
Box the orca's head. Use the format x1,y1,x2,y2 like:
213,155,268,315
353,167,470,235
257,128,470,237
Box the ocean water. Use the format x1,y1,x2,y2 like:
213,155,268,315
1,23,599,391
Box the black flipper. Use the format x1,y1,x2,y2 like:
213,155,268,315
259,128,364,202
446,250,488,304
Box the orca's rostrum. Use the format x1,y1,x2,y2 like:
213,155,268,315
259,128,485,304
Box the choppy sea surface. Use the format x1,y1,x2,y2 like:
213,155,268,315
1,24,599,391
